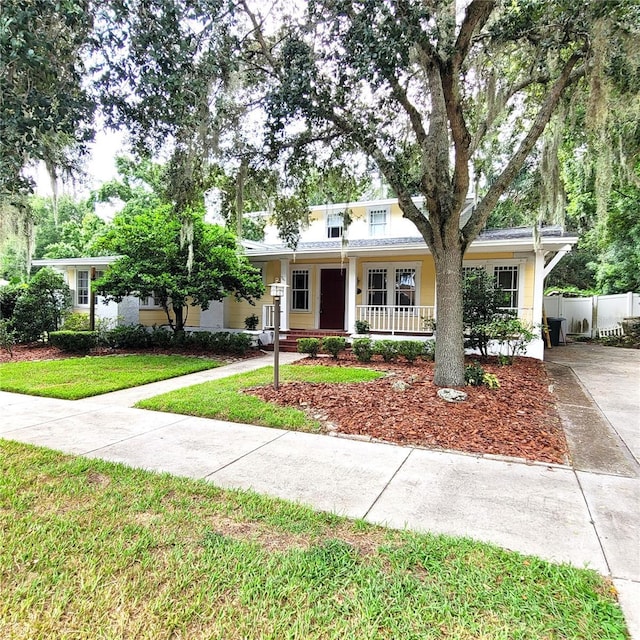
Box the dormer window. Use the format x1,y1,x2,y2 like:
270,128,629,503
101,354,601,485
369,207,388,237
326,212,343,238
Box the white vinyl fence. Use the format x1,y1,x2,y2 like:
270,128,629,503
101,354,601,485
543,292,640,337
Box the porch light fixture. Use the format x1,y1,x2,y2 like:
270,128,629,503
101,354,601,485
268,280,289,390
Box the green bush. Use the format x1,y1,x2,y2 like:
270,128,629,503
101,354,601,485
463,269,512,358
464,361,486,386
354,319,370,334
104,324,151,349
482,372,500,389
63,312,91,331
244,313,259,330
149,325,173,347
0,319,16,356
49,330,98,353
352,337,374,363
322,336,346,359
374,339,398,362
423,340,435,361
12,268,72,343
0,283,26,320
297,337,321,358
228,332,252,354
486,316,536,364
396,340,424,363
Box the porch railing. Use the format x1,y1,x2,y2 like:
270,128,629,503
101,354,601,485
356,305,436,335
262,304,275,329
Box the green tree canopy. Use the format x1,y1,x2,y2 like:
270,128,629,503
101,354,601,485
94,204,264,332
241,0,638,385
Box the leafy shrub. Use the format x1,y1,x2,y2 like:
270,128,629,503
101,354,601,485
396,340,424,363
322,336,346,359
0,319,16,356
463,269,512,358
354,319,370,334
49,330,98,353
0,283,26,320
423,340,435,361
486,316,536,364
374,339,398,362
231,332,252,354
63,312,91,331
464,361,486,386
482,372,500,389
244,313,259,330
12,268,72,343
148,325,173,347
104,324,151,349
297,337,321,358
352,337,374,363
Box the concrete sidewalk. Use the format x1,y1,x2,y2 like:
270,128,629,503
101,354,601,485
1,345,638,636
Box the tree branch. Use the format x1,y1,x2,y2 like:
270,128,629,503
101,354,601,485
463,52,586,246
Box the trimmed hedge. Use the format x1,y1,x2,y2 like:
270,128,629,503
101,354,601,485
49,330,99,353
322,336,347,359
297,337,321,358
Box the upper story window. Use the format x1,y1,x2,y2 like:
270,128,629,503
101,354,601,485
291,269,310,311
368,207,388,237
326,212,343,238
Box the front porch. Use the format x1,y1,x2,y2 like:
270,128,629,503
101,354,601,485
262,304,437,335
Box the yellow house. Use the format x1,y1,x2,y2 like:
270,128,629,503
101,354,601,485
33,197,577,359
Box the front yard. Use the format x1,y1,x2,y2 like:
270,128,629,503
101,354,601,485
0,440,627,639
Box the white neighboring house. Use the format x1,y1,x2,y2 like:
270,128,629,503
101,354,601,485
33,197,578,359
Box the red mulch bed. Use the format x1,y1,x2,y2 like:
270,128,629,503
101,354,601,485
249,354,568,465
0,343,262,364
2,344,568,465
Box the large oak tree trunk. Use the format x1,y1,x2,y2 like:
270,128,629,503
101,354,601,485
432,242,465,387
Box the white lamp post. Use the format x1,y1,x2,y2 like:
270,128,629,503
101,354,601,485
269,280,288,390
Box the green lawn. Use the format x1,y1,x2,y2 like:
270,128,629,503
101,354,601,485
0,354,221,399
0,440,626,640
136,365,383,431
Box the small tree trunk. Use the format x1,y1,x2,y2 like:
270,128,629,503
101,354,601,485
172,304,186,333
433,245,466,387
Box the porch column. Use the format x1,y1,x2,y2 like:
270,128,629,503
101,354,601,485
347,257,357,333
533,251,545,335
279,258,290,331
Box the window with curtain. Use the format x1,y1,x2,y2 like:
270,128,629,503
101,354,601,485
395,268,416,306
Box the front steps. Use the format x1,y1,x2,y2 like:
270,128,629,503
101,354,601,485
263,329,350,352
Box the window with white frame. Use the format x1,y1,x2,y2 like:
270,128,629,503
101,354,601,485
368,207,388,237
291,269,310,311
494,265,519,309
395,268,416,306
367,268,387,305
326,212,343,238
463,262,521,311
77,270,89,305
365,264,419,307
140,294,163,308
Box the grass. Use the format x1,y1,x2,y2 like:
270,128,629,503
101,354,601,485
0,440,627,640
0,354,221,399
136,365,383,431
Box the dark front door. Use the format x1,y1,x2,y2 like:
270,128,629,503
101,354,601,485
320,269,346,329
